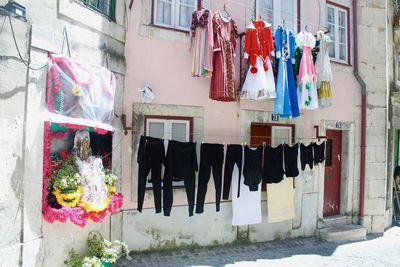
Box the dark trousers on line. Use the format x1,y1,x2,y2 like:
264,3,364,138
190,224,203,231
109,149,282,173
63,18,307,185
223,144,243,199
163,140,198,217
196,143,224,214
137,136,165,213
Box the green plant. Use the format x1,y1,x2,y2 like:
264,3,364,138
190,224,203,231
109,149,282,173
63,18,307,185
87,232,129,263
64,233,129,267
104,169,118,187
53,156,82,191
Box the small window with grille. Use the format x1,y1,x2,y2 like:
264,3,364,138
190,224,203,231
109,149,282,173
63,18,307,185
81,0,116,21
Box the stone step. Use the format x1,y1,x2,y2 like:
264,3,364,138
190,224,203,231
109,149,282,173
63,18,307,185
318,215,352,229
318,225,367,242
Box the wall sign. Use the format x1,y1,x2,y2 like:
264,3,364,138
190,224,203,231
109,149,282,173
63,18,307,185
336,122,342,129
271,114,280,122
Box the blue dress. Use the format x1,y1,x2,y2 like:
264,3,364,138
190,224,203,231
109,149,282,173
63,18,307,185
274,26,300,118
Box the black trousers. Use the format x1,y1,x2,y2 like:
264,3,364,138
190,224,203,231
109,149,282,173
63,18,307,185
137,136,165,213
223,144,243,199
196,143,224,214
163,140,198,217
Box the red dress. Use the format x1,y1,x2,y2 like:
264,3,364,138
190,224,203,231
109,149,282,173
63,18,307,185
209,12,238,102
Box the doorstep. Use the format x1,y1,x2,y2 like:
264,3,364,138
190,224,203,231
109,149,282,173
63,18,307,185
318,224,367,242
318,215,351,229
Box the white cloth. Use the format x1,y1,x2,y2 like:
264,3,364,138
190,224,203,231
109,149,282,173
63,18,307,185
232,148,262,226
267,177,295,223
315,31,333,88
76,156,109,211
241,57,276,100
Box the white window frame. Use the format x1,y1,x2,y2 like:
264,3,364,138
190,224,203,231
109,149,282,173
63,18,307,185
256,0,298,33
327,4,349,64
271,126,293,147
153,0,196,31
145,116,192,188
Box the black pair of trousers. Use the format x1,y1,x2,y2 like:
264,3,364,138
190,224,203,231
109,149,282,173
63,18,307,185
164,140,198,217
223,144,243,199
196,143,224,214
243,145,263,191
137,136,165,213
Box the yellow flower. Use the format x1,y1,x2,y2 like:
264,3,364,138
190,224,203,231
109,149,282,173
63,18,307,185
53,186,83,208
80,197,110,212
72,84,83,96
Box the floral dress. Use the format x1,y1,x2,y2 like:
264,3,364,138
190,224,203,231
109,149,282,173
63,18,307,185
315,30,333,107
296,31,318,110
274,26,299,118
209,11,238,102
190,9,213,77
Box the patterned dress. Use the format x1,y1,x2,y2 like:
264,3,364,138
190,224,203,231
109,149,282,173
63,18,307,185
296,31,318,110
274,26,299,118
190,9,213,77
315,30,333,107
209,11,238,102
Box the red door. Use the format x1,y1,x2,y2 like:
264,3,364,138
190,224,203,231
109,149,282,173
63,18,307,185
323,130,342,217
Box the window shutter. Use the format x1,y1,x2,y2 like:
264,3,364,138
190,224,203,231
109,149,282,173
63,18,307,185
109,0,116,21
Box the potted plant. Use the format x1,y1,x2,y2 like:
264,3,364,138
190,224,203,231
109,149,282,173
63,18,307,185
104,169,118,196
52,155,83,207
64,232,129,267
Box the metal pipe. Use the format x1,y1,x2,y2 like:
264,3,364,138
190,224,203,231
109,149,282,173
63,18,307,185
352,0,367,222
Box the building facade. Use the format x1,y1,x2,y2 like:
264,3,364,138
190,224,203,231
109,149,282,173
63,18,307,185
0,0,125,266
0,0,397,266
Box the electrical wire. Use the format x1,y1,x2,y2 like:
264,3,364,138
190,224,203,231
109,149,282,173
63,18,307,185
0,15,6,35
7,15,48,71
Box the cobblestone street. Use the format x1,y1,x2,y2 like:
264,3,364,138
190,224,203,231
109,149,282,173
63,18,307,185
116,225,400,267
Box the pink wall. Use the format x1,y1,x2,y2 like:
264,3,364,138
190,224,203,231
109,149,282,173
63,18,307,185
122,0,357,209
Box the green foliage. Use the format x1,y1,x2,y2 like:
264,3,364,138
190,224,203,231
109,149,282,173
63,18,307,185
53,156,82,191
64,232,129,267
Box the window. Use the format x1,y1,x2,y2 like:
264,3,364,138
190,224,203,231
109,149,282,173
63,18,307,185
144,115,193,188
327,4,349,63
81,0,116,21
250,123,295,148
257,0,298,32
153,0,196,30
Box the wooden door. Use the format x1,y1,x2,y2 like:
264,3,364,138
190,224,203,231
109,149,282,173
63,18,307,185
323,130,342,217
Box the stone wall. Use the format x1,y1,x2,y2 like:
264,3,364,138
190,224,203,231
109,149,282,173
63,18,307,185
0,0,126,266
357,0,391,232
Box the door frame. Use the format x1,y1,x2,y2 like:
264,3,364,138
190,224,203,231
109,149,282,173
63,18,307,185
317,120,355,222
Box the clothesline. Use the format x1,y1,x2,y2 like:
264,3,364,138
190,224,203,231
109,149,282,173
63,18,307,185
134,132,331,141
207,0,326,31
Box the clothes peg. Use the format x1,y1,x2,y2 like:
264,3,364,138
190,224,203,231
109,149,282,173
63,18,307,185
244,142,247,146
241,142,244,146
305,25,308,32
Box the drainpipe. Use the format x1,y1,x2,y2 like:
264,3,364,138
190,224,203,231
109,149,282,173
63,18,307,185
352,0,367,224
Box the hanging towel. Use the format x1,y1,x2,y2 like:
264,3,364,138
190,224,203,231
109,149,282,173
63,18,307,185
267,177,295,223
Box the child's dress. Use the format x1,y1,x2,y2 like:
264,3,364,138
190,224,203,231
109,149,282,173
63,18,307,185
315,30,333,107
241,20,276,100
274,26,299,118
296,31,318,110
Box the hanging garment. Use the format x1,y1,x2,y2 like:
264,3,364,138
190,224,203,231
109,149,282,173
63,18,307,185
209,11,238,102
243,145,264,191
190,9,214,77
163,140,198,217
196,143,224,214
241,21,276,100
315,30,333,107
300,143,314,171
223,144,243,199
296,31,318,110
274,26,300,118
284,143,299,178
137,136,165,213
263,144,284,183
267,177,295,223
313,141,326,165
231,147,262,226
